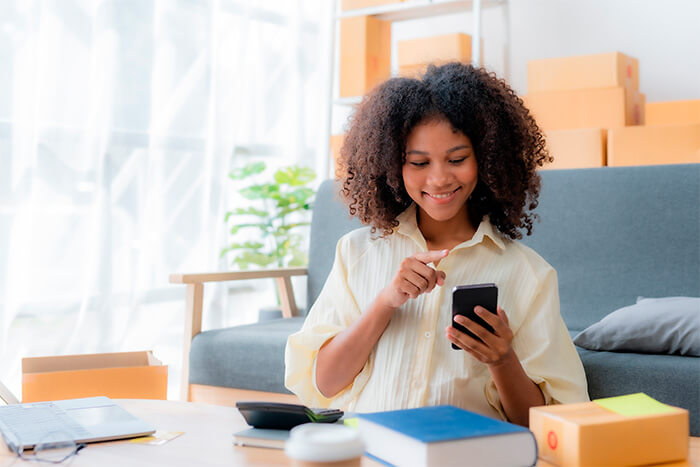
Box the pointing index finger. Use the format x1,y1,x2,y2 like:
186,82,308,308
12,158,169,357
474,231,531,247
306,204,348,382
413,249,449,265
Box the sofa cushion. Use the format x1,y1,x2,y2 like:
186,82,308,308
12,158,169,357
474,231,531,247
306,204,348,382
189,317,305,393
573,297,700,356
575,346,700,435
521,165,700,331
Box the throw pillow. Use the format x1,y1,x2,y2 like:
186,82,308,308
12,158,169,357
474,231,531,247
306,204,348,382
573,296,700,356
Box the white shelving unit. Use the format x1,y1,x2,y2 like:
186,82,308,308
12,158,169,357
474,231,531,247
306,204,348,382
320,0,510,179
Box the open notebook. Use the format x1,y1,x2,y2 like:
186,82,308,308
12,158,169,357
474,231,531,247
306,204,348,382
0,396,155,450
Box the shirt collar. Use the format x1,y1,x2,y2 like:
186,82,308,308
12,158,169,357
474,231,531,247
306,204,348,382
396,203,506,252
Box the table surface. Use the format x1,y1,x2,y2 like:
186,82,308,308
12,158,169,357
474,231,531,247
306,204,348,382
0,399,697,466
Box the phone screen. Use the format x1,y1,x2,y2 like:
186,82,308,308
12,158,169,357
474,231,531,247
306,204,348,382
451,283,498,350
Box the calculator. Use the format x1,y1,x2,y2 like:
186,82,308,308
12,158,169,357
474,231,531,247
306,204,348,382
236,401,344,430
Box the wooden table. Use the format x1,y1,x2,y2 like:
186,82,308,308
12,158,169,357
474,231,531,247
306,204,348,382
0,399,379,467
0,399,697,466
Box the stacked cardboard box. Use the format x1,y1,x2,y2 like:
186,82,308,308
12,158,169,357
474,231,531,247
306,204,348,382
607,124,700,166
339,15,391,97
544,128,607,170
646,99,700,125
523,52,646,169
524,52,644,131
608,99,700,166
397,33,481,77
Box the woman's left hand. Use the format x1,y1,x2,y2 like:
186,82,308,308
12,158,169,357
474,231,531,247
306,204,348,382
446,306,515,367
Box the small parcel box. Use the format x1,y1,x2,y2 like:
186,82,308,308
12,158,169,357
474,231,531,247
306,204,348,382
22,350,167,403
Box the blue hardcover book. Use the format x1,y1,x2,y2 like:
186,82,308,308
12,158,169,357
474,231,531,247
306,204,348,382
356,405,537,467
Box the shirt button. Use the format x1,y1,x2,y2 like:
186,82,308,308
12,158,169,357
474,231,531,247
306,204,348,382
424,331,431,338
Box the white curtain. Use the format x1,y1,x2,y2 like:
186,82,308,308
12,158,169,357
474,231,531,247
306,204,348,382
0,0,329,399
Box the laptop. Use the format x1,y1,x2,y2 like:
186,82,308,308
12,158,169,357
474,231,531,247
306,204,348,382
0,396,155,451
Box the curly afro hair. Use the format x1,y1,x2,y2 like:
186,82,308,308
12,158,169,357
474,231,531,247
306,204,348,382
337,62,551,240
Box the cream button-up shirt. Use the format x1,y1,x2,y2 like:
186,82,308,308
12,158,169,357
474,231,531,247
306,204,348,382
284,205,589,419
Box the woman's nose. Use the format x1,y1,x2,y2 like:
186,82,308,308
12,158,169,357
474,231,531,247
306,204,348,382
428,163,452,185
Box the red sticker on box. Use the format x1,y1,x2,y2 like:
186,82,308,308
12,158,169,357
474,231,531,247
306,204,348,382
547,430,558,450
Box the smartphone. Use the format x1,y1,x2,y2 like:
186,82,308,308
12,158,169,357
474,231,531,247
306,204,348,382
451,283,498,350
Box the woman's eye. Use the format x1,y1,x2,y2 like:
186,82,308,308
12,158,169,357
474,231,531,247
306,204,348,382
449,157,467,164
410,161,428,167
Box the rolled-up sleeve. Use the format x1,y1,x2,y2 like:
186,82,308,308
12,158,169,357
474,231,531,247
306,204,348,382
284,236,373,408
485,268,589,418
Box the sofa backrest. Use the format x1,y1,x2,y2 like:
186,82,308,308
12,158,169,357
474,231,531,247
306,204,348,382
521,164,700,331
306,165,700,330
305,181,363,313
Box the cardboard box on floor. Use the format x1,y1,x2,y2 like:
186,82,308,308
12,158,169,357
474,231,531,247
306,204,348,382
646,99,700,126
340,15,391,97
527,52,639,93
523,87,645,131
530,396,688,466
397,33,483,77
22,350,167,403
543,128,607,169
607,123,700,166
341,0,403,10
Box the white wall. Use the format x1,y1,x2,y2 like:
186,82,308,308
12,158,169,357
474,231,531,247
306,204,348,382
392,0,700,101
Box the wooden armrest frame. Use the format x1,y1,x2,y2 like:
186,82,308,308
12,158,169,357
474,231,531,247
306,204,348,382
169,267,307,400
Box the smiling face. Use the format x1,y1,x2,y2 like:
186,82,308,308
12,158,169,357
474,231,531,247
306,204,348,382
402,118,478,233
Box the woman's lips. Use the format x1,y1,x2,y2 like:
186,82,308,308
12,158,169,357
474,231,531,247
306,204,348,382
423,187,460,205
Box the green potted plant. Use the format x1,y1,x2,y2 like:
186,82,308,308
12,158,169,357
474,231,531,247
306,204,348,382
221,162,316,319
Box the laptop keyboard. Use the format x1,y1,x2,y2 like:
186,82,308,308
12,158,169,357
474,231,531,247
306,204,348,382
0,402,90,444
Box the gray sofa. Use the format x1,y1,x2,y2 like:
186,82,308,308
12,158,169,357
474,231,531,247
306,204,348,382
189,163,700,434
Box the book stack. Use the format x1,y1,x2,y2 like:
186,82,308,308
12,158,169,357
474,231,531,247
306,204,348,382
356,405,537,467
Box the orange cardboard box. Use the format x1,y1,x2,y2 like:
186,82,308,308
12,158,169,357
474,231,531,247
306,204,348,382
523,87,645,131
543,128,607,169
340,15,391,97
22,350,167,403
398,33,482,77
527,52,639,93
530,398,688,466
342,0,403,10
607,123,700,167
646,99,700,126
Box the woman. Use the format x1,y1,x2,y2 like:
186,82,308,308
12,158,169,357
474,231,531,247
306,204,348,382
285,63,588,426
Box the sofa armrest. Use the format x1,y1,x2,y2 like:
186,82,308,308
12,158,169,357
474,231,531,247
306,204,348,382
169,267,307,284
169,267,307,401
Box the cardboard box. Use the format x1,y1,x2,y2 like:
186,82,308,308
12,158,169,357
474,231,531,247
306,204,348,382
523,87,645,131
342,0,403,10
607,123,700,167
646,99,700,126
543,128,607,169
340,15,391,97
23,350,167,402
398,33,482,77
530,398,688,466
527,52,639,93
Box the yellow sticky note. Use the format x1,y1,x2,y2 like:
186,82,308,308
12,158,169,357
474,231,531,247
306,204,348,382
343,417,359,429
129,431,184,445
593,393,675,416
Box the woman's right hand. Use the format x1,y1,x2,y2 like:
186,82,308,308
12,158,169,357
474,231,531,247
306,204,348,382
379,249,449,310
